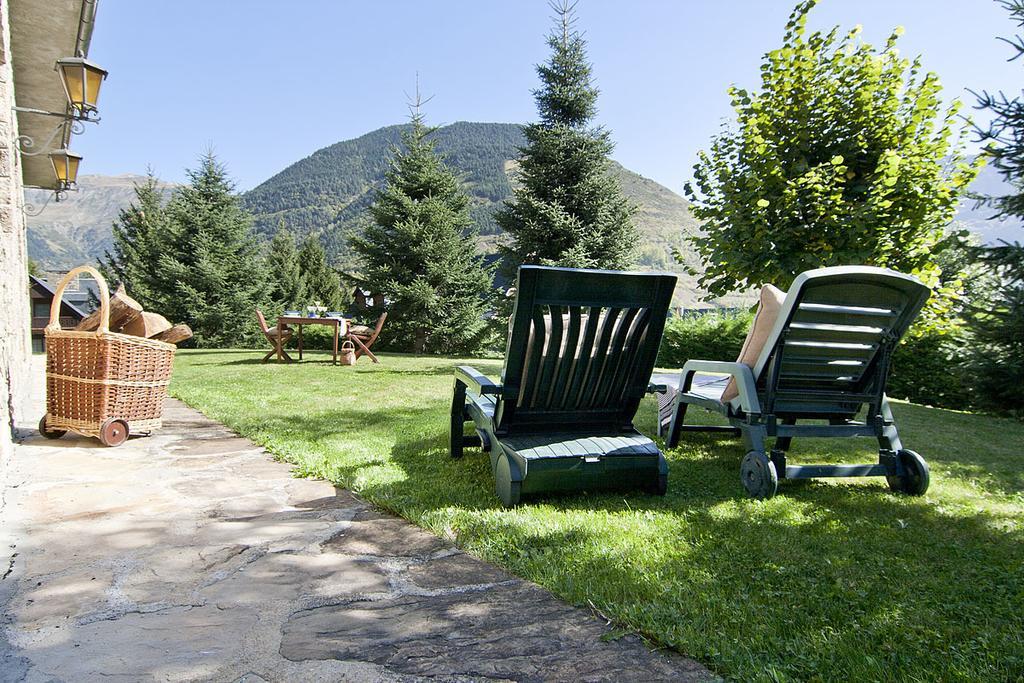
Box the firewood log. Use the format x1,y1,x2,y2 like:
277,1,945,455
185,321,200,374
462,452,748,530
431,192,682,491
150,324,193,345
122,311,172,339
75,283,142,332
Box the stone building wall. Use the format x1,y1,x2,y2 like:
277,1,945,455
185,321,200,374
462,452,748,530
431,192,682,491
0,0,31,464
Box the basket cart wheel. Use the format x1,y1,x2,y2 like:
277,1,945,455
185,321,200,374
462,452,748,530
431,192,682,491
886,449,930,496
99,418,130,447
741,450,778,500
38,415,66,440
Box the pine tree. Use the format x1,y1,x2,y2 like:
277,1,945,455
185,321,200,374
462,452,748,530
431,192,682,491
353,102,493,354
297,234,344,310
267,221,306,309
157,152,269,347
99,171,168,308
495,0,637,272
969,0,1024,417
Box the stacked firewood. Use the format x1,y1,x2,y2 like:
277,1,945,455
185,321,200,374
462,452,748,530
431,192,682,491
74,283,193,345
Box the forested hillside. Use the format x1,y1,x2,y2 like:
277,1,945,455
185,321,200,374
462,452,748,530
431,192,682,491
241,121,749,306
242,122,523,267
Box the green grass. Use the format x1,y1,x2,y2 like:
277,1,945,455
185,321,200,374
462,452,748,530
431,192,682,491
170,350,1024,682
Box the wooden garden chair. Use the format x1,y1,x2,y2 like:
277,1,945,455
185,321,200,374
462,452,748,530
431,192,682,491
450,266,677,507
346,312,387,363
255,308,294,363
657,266,932,499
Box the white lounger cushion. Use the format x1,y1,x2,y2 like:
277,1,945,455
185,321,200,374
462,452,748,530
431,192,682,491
722,284,785,402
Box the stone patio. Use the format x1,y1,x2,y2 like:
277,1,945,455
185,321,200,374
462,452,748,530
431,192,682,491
0,360,714,682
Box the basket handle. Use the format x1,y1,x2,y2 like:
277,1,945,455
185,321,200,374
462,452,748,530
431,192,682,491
47,265,110,334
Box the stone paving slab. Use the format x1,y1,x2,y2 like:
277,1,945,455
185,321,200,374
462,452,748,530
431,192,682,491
0,361,715,682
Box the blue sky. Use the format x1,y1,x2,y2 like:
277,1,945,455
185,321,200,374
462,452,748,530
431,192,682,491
76,0,1022,194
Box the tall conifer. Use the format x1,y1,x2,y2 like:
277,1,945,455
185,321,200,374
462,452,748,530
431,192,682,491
969,0,1024,416
297,234,344,310
267,221,306,309
157,152,269,347
353,96,493,354
100,171,168,309
496,0,637,271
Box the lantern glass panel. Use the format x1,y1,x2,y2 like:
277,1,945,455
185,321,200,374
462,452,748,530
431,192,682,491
61,63,85,107
84,67,102,107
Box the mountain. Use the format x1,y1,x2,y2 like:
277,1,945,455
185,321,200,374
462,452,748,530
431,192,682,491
26,129,1020,306
241,121,747,307
25,174,176,271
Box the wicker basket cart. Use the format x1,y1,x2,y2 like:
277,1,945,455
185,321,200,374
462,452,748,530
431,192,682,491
38,266,176,447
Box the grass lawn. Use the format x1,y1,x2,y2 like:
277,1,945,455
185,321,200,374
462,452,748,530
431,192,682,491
170,349,1023,682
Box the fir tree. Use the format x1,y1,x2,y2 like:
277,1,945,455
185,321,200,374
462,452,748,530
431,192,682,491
99,171,168,308
267,221,306,309
969,0,1024,417
495,0,637,272
297,234,344,310
353,99,493,354
157,152,269,347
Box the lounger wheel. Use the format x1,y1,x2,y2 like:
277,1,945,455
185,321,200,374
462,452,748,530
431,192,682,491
38,415,66,439
99,418,129,447
494,453,522,507
741,450,778,500
886,449,929,496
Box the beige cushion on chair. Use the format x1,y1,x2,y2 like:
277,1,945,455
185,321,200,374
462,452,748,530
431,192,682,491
721,284,786,402
349,324,373,337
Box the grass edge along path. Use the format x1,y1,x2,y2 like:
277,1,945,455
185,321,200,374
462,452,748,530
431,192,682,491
169,350,1024,682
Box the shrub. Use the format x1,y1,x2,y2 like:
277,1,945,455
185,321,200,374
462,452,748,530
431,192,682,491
888,332,972,410
288,325,336,351
657,310,753,368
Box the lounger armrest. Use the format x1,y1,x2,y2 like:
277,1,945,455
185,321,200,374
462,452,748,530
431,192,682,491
454,365,502,396
678,360,761,414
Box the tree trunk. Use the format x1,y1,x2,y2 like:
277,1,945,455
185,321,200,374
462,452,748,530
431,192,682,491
413,327,426,355
74,284,142,332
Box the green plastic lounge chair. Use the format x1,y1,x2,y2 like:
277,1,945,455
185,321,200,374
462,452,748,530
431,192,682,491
657,266,932,499
450,265,677,507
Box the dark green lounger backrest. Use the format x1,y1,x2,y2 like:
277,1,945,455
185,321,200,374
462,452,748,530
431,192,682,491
496,266,677,433
753,266,931,415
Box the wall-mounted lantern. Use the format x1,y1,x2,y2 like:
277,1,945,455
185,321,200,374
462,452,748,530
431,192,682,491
54,57,107,120
49,149,82,197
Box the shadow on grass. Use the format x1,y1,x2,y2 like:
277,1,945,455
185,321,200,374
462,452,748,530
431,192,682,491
171,353,1024,680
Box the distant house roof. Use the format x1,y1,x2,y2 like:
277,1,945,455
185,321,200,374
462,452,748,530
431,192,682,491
29,274,86,318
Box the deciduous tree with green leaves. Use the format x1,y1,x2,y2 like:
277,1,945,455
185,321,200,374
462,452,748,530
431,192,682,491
267,221,306,309
496,0,636,271
685,0,981,308
353,104,493,354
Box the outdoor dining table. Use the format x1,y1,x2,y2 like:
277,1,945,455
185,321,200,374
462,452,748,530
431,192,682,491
275,315,348,364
